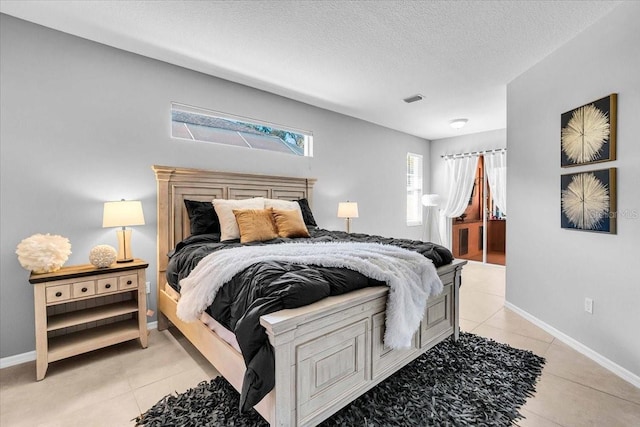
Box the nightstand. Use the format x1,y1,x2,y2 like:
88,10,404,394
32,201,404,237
29,259,149,380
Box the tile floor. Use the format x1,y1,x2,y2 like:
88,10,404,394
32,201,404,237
1,262,639,426
459,262,640,427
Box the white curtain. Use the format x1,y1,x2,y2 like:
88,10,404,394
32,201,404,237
484,151,507,215
438,156,479,249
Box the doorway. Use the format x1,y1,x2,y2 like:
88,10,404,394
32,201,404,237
451,155,506,265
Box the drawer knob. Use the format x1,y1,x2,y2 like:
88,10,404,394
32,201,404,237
81,287,88,293
55,291,62,297
105,283,112,289
127,280,132,285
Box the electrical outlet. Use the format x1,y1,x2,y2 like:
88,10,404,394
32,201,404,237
146,281,151,294
584,297,593,314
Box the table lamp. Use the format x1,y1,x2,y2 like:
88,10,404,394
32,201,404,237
102,199,145,263
337,201,359,233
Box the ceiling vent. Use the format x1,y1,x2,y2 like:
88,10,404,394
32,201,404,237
403,94,424,104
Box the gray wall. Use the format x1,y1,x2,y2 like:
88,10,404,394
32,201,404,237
507,2,640,376
0,15,429,359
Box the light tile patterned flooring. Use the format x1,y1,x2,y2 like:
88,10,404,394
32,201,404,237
459,262,640,427
1,262,639,426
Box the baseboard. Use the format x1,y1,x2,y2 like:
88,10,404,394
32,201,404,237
0,321,159,370
0,350,36,369
505,301,640,389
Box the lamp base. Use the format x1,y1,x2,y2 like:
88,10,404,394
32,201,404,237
115,228,135,263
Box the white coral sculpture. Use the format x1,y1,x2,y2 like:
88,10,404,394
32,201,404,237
89,245,117,268
16,233,72,274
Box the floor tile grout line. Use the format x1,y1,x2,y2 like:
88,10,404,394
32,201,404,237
479,322,555,345
543,371,640,407
519,406,570,427
131,365,217,415
472,285,556,345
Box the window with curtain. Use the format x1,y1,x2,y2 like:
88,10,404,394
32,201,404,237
406,153,423,226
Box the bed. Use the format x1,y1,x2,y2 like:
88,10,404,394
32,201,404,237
153,165,466,426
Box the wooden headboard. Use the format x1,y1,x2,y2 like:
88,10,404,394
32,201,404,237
152,165,316,285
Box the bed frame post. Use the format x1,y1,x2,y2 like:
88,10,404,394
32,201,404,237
262,324,296,426
453,261,463,341
153,166,175,331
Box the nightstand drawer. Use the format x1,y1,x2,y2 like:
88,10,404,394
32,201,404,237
72,281,96,298
119,274,138,290
46,284,71,303
97,278,117,294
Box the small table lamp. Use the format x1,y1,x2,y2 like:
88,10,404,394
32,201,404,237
337,201,359,233
103,199,145,263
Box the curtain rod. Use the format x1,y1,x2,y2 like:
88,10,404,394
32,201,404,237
441,148,506,159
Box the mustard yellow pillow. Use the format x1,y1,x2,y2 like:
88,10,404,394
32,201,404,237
233,209,278,243
272,208,310,238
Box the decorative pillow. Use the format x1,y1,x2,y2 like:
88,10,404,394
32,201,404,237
264,198,300,212
272,208,310,238
265,198,305,223
213,198,265,241
233,209,278,243
297,198,318,227
184,200,220,235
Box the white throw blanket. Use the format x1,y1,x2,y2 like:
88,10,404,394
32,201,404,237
177,241,443,349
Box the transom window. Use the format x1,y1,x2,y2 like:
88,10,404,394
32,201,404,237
171,103,313,157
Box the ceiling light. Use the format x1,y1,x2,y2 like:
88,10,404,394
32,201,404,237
449,118,468,129
403,94,424,103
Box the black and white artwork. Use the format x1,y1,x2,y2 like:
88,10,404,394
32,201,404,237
561,94,617,167
561,168,616,234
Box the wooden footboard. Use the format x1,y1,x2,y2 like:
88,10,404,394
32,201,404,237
260,259,465,426
157,259,464,426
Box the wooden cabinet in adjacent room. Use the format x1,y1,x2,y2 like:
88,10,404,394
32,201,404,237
452,220,483,262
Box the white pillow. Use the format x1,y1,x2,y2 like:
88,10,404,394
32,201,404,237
264,198,305,224
213,197,265,241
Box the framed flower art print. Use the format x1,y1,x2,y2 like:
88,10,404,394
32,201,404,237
561,168,616,234
561,94,617,167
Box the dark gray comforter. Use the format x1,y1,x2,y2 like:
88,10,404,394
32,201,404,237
166,228,453,412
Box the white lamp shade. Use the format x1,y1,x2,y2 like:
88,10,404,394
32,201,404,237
421,194,441,207
337,202,359,218
103,200,145,228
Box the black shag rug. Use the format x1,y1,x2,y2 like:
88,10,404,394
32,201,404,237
135,333,544,426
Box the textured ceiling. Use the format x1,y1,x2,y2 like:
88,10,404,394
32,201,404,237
0,1,622,140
